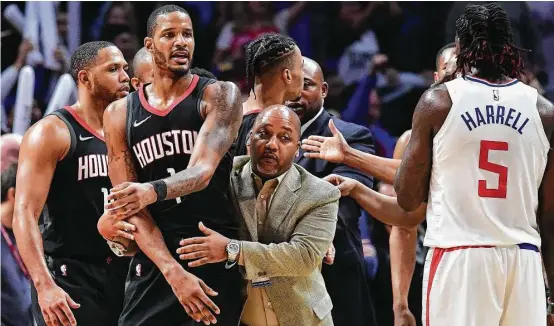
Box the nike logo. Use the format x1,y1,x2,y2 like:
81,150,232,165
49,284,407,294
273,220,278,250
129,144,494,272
133,115,152,127
79,135,94,141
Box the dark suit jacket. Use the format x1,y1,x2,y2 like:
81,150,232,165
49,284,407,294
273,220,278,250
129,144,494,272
234,109,377,326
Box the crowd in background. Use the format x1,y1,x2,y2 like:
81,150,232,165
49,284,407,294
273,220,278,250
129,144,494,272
1,1,553,325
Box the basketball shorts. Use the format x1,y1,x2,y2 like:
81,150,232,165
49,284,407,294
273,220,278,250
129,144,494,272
422,243,546,326
119,251,246,326
32,255,129,326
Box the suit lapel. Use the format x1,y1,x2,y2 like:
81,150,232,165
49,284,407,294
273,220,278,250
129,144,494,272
296,110,331,166
231,161,259,241
266,166,301,241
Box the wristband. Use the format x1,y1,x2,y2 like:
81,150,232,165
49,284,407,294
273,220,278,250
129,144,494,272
149,180,167,202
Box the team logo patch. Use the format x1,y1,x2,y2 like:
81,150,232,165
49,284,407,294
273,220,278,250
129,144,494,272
136,263,142,277
60,264,67,277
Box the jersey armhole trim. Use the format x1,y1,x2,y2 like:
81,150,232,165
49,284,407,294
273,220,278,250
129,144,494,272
196,78,216,121
126,95,134,150
49,110,77,161
532,89,551,151
432,83,456,145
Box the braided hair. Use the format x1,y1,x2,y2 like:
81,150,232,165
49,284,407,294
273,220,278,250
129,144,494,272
244,33,297,95
454,3,526,81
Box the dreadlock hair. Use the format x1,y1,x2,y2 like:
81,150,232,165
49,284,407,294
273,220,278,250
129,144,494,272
244,33,297,95
454,3,527,81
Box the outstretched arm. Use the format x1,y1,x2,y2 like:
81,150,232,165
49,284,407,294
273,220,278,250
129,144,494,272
106,81,243,215
394,86,450,211
301,119,401,184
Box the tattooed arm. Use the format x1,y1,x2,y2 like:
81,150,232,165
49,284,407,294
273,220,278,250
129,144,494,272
102,98,220,323
394,84,451,211
162,81,243,199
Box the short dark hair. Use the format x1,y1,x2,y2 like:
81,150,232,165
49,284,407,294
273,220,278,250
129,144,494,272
435,42,456,71
190,67,216,80
70,41,116,81
454,3,526,80
147,5,189,37
244,33,297,95
1,162,17,202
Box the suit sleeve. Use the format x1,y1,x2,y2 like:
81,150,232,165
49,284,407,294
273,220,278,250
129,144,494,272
332,122,375,190
240,189,340,279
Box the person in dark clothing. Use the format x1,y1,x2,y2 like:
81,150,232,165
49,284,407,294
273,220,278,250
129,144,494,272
1,162,33,326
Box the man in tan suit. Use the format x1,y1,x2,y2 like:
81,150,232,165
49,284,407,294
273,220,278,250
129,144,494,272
177,105,340,326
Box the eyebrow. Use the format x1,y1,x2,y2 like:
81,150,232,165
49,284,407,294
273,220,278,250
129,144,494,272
281,126,293,133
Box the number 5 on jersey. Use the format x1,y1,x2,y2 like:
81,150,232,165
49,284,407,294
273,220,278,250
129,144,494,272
478,140,508,198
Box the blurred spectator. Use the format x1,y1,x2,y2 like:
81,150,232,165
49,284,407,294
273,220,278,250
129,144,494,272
1,162,33,326
527,1,554,99
100,24,138,63
1,39,33,103
0,134,22,171
91,2,137,41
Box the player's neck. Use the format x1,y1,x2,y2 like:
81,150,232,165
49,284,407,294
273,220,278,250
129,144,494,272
151,71,193,100
0,206,13,229
248,82,287,109
74,94,106,129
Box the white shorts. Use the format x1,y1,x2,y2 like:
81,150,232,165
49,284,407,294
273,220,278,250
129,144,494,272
422,244,546,326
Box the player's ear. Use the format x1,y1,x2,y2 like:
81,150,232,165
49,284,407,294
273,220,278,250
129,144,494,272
131,78,141,91
78,70,91,88
7,187,15,203
283,68,292,85
321,82,329,99
144,37,153,53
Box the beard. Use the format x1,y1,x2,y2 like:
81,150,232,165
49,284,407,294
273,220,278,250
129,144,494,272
92,78,120,105
152,43,191,78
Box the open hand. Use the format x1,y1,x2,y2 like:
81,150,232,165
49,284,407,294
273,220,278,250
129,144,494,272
37,284,80,326
165,266,220,325
302,120,350,163
324,174,360,197
105,182,157,218
177,222,230,267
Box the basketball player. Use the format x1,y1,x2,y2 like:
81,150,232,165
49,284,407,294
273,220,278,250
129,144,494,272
101,5,244,326
130,47,154,91
12,42,131,326
393,4,553,325
234,33,304,156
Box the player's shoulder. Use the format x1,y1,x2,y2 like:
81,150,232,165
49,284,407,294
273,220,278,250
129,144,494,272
105,96,128,117
537,94,554,139
203,80,241,100
22,114,70,158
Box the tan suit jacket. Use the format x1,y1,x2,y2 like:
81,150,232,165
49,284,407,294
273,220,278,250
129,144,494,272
230,156,340,326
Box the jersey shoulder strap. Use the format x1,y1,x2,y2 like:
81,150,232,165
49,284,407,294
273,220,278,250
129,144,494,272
126,92,139,149
47,108,77,159
194,76,216,120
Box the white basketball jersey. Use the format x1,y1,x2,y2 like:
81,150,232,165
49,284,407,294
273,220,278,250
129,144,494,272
424,76,549,248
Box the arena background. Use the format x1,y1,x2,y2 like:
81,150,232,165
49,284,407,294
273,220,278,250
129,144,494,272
1,1,553,326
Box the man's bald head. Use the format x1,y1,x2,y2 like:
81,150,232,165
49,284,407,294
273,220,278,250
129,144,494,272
286,56,328,124
254,105,301,138
131,47,154,90
250,105,301,179
0,134,22,172
435,43,457,82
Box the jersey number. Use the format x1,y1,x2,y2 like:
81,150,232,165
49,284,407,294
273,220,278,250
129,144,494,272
101,188,109,213
478,140,508,198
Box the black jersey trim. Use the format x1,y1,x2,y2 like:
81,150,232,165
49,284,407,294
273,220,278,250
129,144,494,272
64,106,105,142
138,74,200,117
196,78,216,121
49,110,77,160
126,94,135,150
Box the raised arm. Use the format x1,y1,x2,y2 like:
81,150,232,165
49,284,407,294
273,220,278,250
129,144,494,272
394,86,450,211
103,99,220,323
164,81,243,199
301,119,401,184
12,117,79,326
